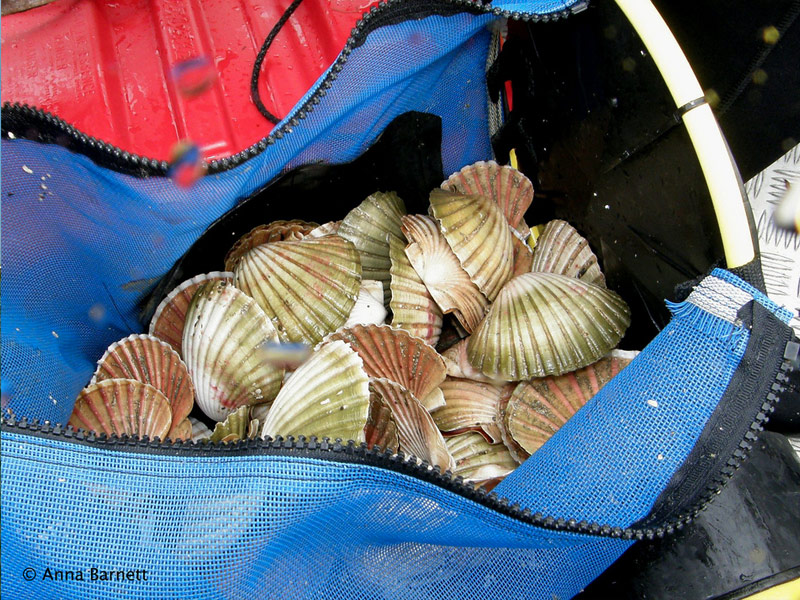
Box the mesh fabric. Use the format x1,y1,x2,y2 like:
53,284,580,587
1,433,631,600
1,10,502,423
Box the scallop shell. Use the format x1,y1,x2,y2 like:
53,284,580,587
234,236,362,345
531,220,606,287
467,272,631,380
224,219,318,272
432,378,513,443
149,271,234,355
401,214,488,333
500,351,637,461
325,324,446,409
420,387,446,412
189,417,213,442
183,280,284,422
364,390,400,452
369,378,454,472
168,418,193,442
440,339,493,383
445,431,518,489
429,188,514,301
307,220,341,238
441,160,534,237
91,334,194,426
388,234,443,346
338,191,407,306
69,378,172,440
344,280,388,328
510,227,534,277
261,340,370,442
209,406,250,444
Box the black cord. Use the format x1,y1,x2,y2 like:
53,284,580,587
251,0,307,124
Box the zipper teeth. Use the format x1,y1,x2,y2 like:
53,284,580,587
1,413,640,539
2,351,790,544
0,0,587,176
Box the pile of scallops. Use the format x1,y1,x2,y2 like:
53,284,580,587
69,161,635,490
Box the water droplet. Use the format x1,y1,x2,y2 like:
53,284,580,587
89,303,108,324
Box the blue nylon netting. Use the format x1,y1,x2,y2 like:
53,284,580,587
1,10,502,424
1,435,632,600
1,1,788,598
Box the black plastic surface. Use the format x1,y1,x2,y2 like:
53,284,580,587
576,431,800,600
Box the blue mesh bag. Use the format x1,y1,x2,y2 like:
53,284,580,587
2,1,797,599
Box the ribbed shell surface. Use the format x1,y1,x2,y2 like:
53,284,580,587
224,219,318,272
441,339,494,383
503,352,636,458
208,406,251,443
445,431,518,485
261,340,370,442
364,390,400,452
432,377,513,443
369,378,454,472
531,220,606,287
429,188,514,302
467,272,630,380
168,418,192,442
182,281,283,422
233,236,362,345
325,324,446,404
149,271,233,355
91,333,194,426
337,191,407,306
69,378,172,440
401,214,488,332
441,160,534,237
388,234,443,346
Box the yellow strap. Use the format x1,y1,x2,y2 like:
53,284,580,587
614,0,755,268
744,577,800,600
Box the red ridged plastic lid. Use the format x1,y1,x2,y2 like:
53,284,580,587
1,0,378,161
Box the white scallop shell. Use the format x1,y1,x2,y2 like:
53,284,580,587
182,280,284,422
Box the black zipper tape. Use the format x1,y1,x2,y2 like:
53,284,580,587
632,301,795,529
0,0,587,177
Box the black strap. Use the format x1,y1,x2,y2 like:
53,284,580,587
673,96,707,121
250,0,307,125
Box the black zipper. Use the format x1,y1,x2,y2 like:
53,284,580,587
1,354,792,543
0,0,588,178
